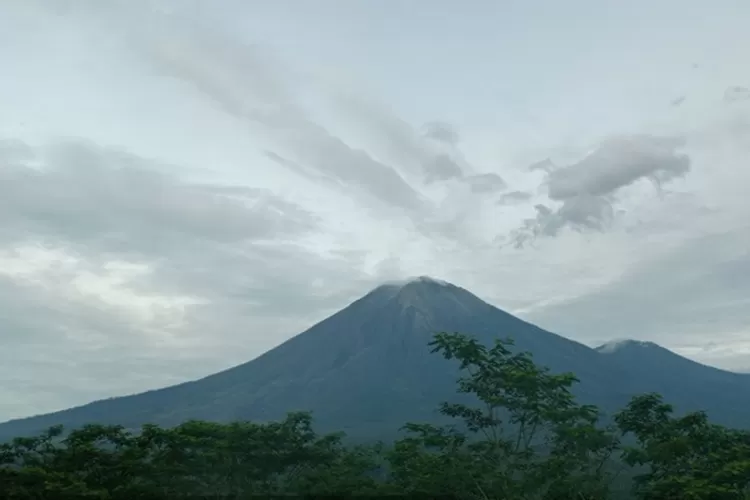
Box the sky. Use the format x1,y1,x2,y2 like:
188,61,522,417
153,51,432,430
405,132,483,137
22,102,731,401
1,0,749,422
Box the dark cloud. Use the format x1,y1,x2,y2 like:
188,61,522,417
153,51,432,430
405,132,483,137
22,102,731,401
0,139,319,256
547,135,690,200
527,158,556,173
497,190,532,205
423,121,460,145
424,153,464,183
510,134,691,245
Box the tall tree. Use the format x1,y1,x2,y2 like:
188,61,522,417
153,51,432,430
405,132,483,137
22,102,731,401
616,393,750,499
387,332,620,499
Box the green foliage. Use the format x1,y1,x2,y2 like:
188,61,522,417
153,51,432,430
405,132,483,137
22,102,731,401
1,332,749,499
616,393,750,499
0,413,384,498
387,332,620,499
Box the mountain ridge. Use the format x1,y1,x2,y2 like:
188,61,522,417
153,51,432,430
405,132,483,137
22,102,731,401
1,276,749,440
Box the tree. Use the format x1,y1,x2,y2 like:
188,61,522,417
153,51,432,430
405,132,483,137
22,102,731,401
387,332,620,499
4,331,750,500
0,413,383,498
616,393,750,499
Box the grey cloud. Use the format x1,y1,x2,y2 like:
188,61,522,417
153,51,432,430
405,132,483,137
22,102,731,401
671,96,686,107
0,265,186,418
329,91,476,186
138,18,514,248
0,236,387,421
464,173,507,194
0,138,378,318
511,135,691,245
330,92,433,180
528,158,556,173
0,138,384,340
553,196,614,232
423,121,460,145
424,153,464,183
328,96,505,193
0,268,247,419
517,197,614,240
526,230,750,367
129,240,373,316
0,139,35,165
140,23,426,215
290,130,426,212
547,135,690,200
0,256,383,421
0,139,318,256
724,85,750,103
0,136,394,420
262,150,330,184
497,190,532,205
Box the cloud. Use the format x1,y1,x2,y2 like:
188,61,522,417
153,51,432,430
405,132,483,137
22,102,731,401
328,92,452,182
464,173,507,194
136,20,428,217
131,14,510,248
0,137,387,317
423,153,464,183
671,96,686,107
724,85,750,103
527,158,556,173
526,228,750,370
423,121,460,145
329,89,484,187
0,136,355,321
509,135,691,244
0,136,392,419
497,191,533,205
0,139,319,256
325,82,509,195
0,246,207,419
547,135,690,200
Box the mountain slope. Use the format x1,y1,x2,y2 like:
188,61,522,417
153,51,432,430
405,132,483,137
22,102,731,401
595,339,750,427
1,277,749,440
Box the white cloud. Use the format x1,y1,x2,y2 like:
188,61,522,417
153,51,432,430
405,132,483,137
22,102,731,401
1,0,750,421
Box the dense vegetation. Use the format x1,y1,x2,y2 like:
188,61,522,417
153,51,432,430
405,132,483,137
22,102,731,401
2,333,749,499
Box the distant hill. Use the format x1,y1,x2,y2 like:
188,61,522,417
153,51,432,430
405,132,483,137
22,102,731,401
595,338,750,424
2,276,750,441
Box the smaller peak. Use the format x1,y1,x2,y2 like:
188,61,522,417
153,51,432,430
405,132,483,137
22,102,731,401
596,338,659,354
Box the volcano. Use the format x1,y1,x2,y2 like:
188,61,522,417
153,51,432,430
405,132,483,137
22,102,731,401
2,276,750,440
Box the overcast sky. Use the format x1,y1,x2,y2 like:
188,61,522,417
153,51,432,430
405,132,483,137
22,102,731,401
1,0,749,422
